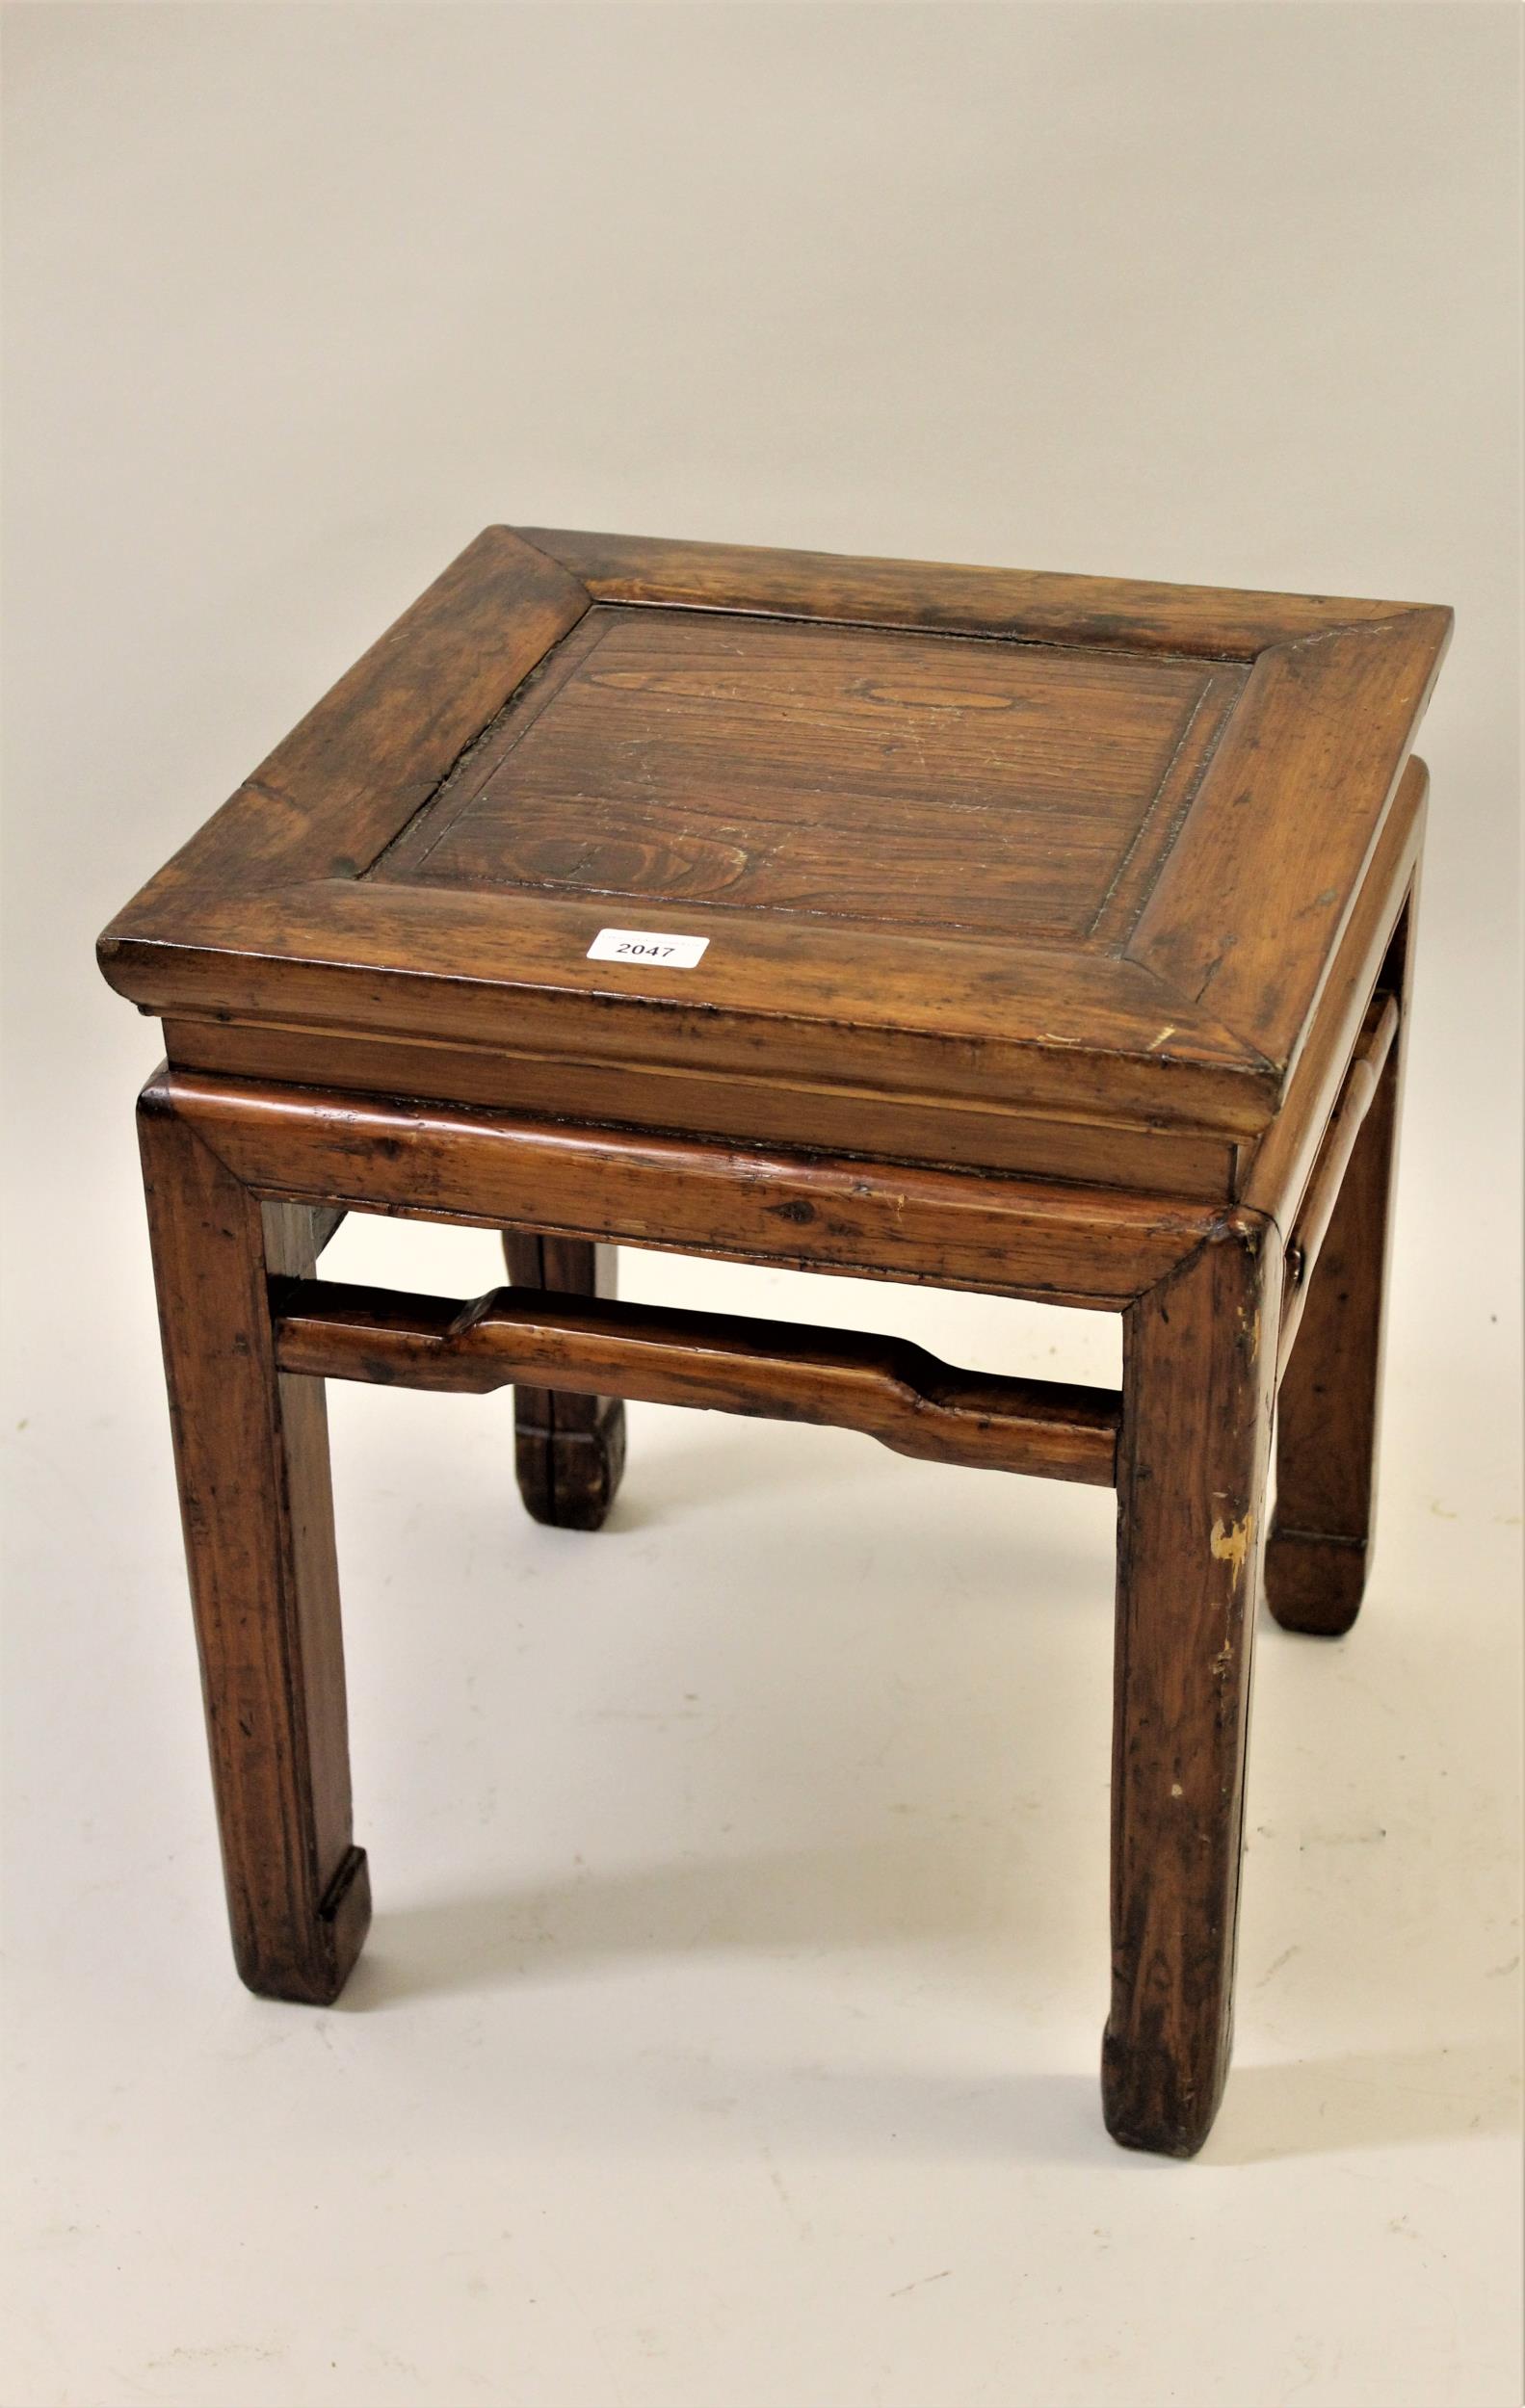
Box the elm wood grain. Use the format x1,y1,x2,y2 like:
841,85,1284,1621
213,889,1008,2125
154,1067,1226,1310
1267,904,1415,1638
137,1076,369,2004
1105,1215,1281,2156
377,607,1246,944
132,530,590,895
1126,621,1444,1066
503,1232,625,1530
1088,677,1245,949
1275,992,1400,1378
1241,760,1425,1228
518,528,1431,658
273,1277,1121,1486
96,531,1451,1183
161,1016,1243,1200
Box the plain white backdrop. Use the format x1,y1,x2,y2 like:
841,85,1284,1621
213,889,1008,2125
3,7,1521,2404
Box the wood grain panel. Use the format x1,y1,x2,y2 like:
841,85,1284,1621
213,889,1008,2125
379,609,1234,941
1128,615,1449,1067
519,528,1422,659
96,528,1450,1178
108,529,590,898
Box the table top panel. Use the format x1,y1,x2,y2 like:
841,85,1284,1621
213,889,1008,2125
373,607,1243,947
98,526,1451,1170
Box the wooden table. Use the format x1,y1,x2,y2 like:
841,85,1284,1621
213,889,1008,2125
98,528,1450,2155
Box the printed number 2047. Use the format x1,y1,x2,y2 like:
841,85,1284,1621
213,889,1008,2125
586,928,710,969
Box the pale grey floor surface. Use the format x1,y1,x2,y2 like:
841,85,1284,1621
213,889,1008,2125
3,1203,1519,2408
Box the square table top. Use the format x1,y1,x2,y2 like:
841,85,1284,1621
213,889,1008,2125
98,527,1449,1202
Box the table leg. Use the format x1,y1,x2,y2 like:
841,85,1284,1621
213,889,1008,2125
138,1076,369,2002
1267,960,1408,1636
503,1233,627,1529
1104,1218,1280,2154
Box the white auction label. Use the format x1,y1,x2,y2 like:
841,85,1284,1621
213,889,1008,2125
587,928,710,968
